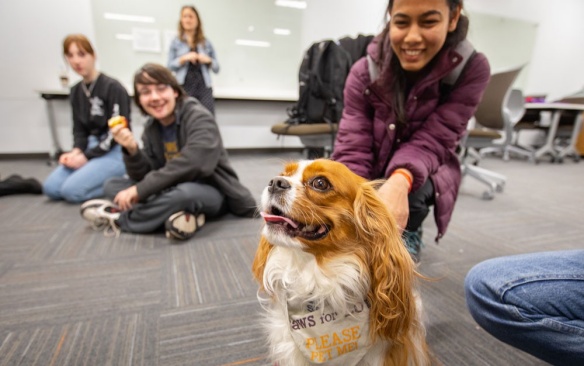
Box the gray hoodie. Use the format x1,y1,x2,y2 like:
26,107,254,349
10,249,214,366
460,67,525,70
123,97,257,217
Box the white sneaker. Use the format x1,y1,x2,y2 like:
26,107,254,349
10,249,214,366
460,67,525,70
80,199,114,223
165,211,205,240
80,199,121,237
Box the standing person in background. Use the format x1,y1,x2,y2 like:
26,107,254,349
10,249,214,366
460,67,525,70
168,5,219,115
332,0,490,262
43,34,131,203
80,63,256,241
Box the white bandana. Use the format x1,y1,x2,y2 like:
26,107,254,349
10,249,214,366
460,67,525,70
286,300,372,365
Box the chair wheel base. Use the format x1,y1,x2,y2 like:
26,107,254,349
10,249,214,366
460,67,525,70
482,191,495,200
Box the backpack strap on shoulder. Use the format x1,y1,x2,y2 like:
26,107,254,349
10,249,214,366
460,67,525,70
366,54,380,83
442,39,476,86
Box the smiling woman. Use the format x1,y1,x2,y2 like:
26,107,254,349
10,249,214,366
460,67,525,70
388,0,462,72
332,0,491,262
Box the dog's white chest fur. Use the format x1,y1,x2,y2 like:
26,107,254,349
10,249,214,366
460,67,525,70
259,247,386,366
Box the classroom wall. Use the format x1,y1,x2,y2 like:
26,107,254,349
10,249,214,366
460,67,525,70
0,0,95,154
465,0,584,100
1,0,583,154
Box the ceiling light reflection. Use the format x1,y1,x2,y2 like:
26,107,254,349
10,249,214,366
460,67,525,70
235,39,271,47
275,0,307,10
273,28,291,36
104,12,155,23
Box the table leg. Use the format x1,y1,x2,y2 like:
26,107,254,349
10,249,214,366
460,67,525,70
45,97,64,162
557,113,582,161
534,110,560,161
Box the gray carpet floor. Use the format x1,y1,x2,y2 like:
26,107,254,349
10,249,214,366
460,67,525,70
0,150,582,366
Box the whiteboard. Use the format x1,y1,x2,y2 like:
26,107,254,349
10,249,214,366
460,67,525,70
90,1,538,100
90,0,302,100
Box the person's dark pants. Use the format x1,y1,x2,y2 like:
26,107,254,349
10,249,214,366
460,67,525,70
104,177,226,233
405,179,435,233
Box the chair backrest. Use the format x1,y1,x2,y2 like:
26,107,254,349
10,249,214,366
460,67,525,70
506,89,526,124
474,64,525,130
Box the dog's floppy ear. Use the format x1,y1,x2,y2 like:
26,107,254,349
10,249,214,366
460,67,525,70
252,236,273,289
353,181,417,342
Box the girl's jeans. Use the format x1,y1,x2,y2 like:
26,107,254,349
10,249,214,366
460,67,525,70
43,137,125,203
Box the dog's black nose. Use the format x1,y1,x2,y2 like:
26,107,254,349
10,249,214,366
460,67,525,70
268,177,291,193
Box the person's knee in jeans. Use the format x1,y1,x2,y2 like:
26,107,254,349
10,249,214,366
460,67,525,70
464,259,504,334
43,168,69,200
43,180,61,200
61,178,103,203
60,187,88,203
465,262,488,312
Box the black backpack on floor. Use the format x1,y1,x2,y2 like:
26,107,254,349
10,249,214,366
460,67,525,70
287,40,353,124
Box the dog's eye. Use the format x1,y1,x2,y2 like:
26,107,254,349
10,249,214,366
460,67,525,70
309,177,331,191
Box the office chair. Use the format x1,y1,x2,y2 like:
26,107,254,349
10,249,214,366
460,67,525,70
460,65,525,199
270,122,338,158
460,117,507,200
477,65,530,161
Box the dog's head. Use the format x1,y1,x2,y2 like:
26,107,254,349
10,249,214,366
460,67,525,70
259,159,376,253
252,159,417,342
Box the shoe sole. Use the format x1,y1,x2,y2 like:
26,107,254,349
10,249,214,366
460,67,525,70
165,212,205,240
80,199,114,222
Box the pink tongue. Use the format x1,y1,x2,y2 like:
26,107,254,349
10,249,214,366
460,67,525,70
260,212,299,228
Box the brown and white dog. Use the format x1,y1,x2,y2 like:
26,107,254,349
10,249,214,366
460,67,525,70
252,159,429,366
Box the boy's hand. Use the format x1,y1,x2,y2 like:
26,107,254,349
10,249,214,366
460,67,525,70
110,125,138,155
114,185,139,211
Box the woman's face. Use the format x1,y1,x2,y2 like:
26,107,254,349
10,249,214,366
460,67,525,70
65,42,96,80
389,0,460,72
180,8,199,33
136,82,178,126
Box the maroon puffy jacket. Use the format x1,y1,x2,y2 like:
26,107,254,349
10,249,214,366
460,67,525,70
332,38,490,240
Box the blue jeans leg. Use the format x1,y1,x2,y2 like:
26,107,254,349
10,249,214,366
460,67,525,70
465,250,584,365
43,164,75,200
43,145,125,203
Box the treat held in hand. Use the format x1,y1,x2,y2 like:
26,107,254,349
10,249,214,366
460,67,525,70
108,116,128,129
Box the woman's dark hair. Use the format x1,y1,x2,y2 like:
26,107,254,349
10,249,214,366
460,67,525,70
133,63,186,115
379,0,469,127
178,5,206,48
